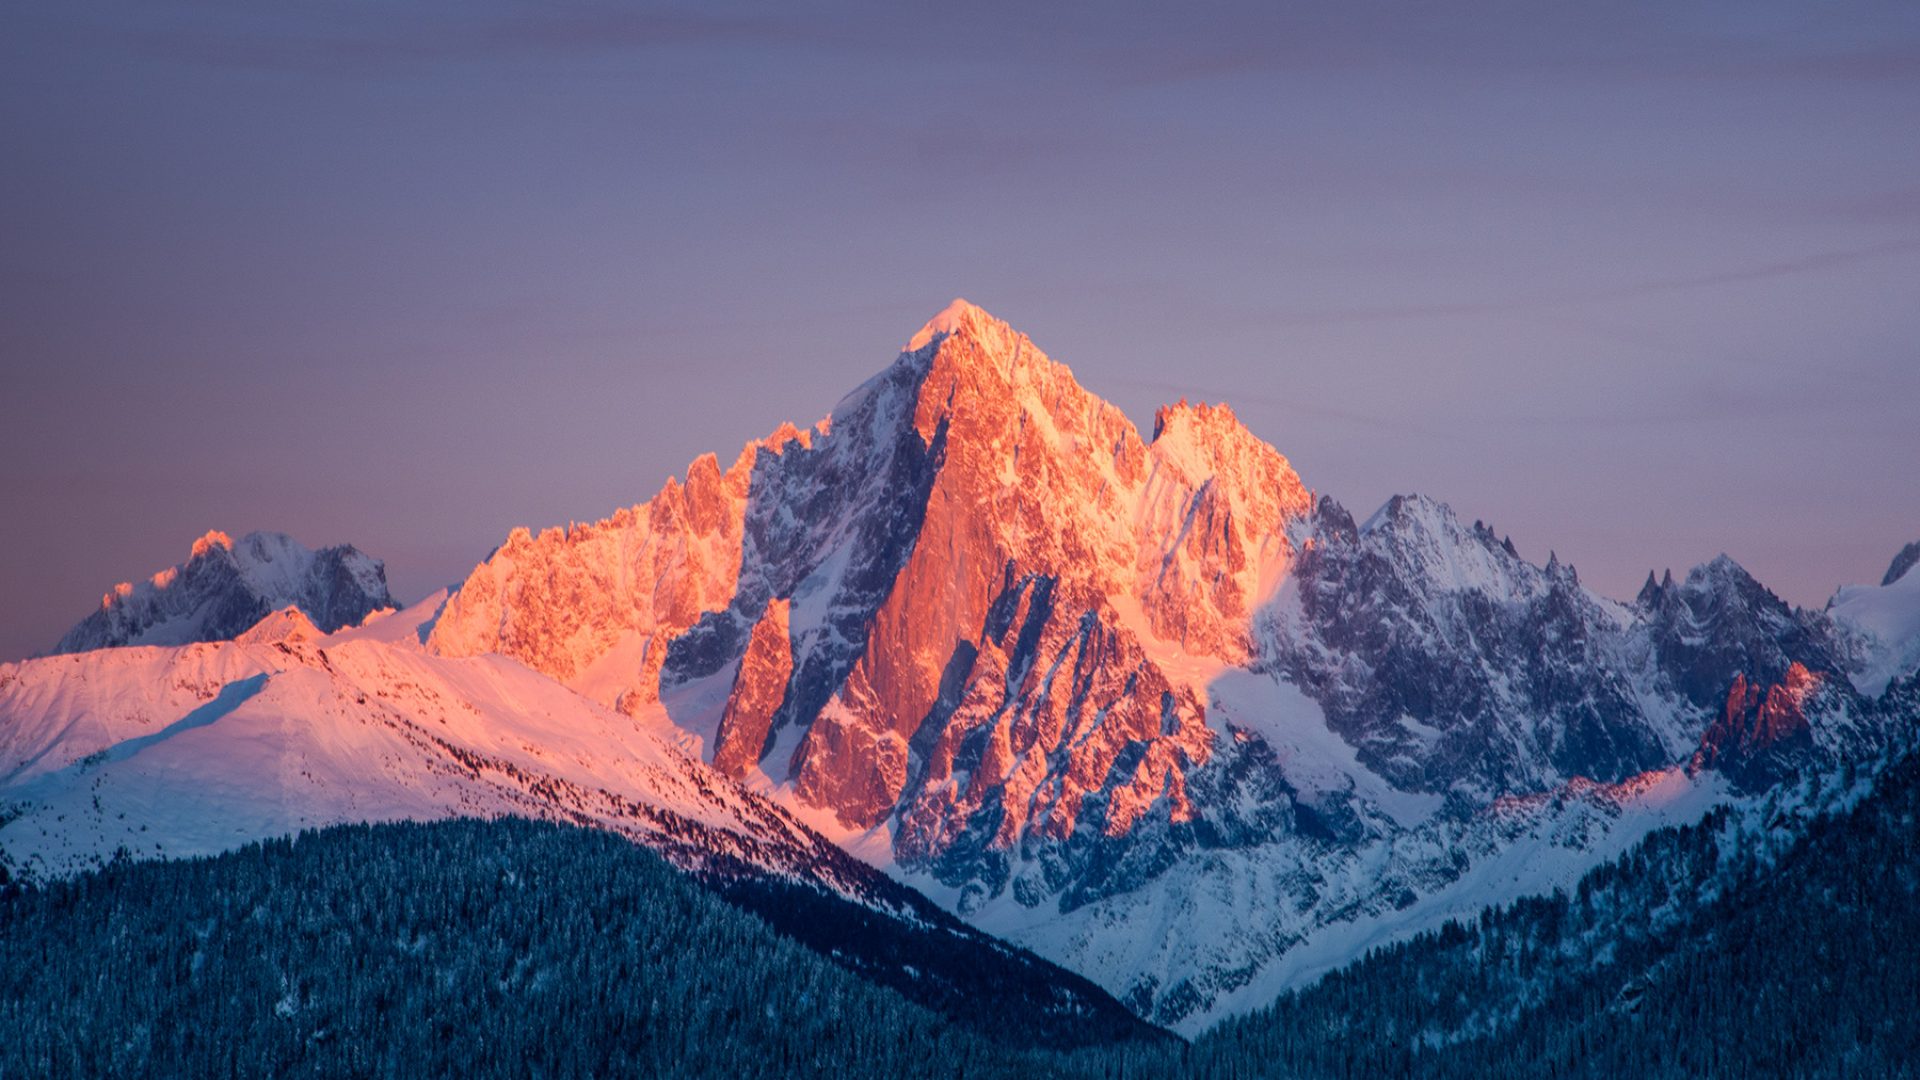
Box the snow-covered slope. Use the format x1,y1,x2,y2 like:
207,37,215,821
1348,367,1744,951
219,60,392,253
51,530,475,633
1829,539,1920,698
52,530,393,655
6,596,885,904
1,595,1153,1038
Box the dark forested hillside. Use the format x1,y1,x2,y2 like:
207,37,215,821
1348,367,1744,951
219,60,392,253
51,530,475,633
0,819,1166,1079
6,738,1919,1078
1186,742,1920,1079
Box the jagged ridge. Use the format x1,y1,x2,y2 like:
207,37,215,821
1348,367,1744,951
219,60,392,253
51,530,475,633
53,530,392,655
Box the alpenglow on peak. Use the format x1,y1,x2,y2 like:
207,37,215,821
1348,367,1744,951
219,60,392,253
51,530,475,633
906,297,996,351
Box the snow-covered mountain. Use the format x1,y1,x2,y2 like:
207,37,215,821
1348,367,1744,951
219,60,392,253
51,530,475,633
419,300,1919,1030
5,300,1916,1036
8,596,848,887
0,595,1147,1039
51,530,393,654
1828,542,1920,699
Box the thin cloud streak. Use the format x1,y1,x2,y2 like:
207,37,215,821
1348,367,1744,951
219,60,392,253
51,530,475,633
118,9,823,76
1262,237,1920,328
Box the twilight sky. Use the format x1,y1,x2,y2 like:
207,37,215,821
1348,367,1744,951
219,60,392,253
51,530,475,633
3,1,1918,661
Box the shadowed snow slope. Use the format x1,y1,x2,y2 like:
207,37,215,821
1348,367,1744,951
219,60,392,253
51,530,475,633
1829,540,1920,698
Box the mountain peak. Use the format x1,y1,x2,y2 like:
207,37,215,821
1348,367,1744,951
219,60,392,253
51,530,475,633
1361,492,1457,536
1690,552,1759,591
906,297,995,352
235,605,322,646
53,530,393,654
190,529,235,560
1151,398,1241,442
1882,540,1920,587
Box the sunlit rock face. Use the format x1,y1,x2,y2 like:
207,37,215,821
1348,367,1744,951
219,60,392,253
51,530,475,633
424,444,762,710
713,598,792,779
53,530,392,654
430,300,1313,865
777,303,1312,846
1693,664,1820,786
1686,656,1884,792
427,299,1893,1028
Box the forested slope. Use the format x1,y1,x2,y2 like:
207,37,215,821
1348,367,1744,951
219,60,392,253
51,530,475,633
1187,742,1920,1078
0,818,1166,1079
6,735,1918,1078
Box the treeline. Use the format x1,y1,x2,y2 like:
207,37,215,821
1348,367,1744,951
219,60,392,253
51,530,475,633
1184,747,1920,1078
0,818,1163,1079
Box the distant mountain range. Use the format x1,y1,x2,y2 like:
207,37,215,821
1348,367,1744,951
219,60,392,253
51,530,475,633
4,300,1916,1046
51,529,393,655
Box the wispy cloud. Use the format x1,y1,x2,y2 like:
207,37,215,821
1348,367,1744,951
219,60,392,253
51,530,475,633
1263,237,1920,327
121,8,823,76
1087,2,1920,90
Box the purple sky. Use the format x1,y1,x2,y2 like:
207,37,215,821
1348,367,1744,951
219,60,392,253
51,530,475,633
3,2,1918,661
